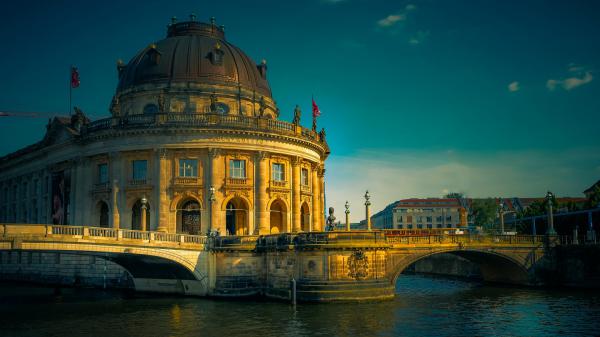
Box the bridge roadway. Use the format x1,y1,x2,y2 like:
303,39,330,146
0,224,560,302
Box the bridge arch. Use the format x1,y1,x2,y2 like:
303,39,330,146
390,248,531,286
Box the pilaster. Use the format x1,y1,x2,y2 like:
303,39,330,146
292,156,301,232
312,163,322,231
255,151,269,234
156,148,169,232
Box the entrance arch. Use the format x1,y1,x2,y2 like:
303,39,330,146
95,201,109,228
224,197,249,236
269,199,288,234
300,202,310,232
177,199,201,234
131,200,150,230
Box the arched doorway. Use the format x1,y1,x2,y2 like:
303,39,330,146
269,199,287,234
300,202,310,232
225,197,249,236
131,200,150,230
97,201,109,228
177,199,201,234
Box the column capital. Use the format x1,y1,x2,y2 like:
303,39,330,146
154,148,168,159
208,147,221,158
256,150,269,161
292,156,302,167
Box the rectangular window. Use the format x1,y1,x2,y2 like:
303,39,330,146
272,163,285,182
426,216,432,223
132,160,147,180
436,216,442,222
406,215,413,223
229,159,246,178
98,163,108,184
446,215,452,222
397,216,403,223
417,216,423,223
179,159,198,178
301,168,309,186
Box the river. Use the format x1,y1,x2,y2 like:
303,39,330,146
1,276,599,337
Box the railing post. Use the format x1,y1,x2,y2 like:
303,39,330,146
149,232,155,242
83,227,90,237
180,235,185,245
45,225,52,237
117,229,123,241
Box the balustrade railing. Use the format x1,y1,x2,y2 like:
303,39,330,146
81,113,325,146
88,227,116,238
227,177,248,185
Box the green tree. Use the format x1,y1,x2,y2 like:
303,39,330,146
470,198,497,231
444,192,464,199
586,185,600,209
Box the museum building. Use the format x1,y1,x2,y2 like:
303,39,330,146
0,17,330,235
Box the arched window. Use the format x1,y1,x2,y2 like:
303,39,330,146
143,103,158,114
178,200,201,234
99,201,109,228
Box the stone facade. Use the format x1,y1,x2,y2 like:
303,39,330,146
0,18,329,235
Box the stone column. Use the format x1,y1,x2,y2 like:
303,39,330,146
312,164,321,231
141,202,147,231
318,166,326,231
209,148,223,234
156,149,169,232
365,190,372,231
255,151,269,234
111,179,120,229
110,152,121,229
292,157,301,232
345,201,351,231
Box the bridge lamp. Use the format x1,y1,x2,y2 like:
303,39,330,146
546,191,556,235
498,199,505,235
364,190,372,231
345,201,351,232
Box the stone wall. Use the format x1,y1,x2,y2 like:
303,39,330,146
405,253,482,280
0,250,133,289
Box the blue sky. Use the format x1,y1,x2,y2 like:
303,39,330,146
1,0,599,219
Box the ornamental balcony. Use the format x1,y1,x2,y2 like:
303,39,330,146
301,184,311,194
83,113,328,152
270,179,288,189
173,177,201,186
226,177,248,186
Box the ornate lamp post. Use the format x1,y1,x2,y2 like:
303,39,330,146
345,201,351,231
140,195,148,231
546,191,556,235
364,190,372,231
498,198,505,235
209,186,216,235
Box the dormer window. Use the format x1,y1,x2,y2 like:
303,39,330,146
209,42,224,65
146,44,161,65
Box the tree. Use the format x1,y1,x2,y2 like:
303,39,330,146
444,192,464,199
470,198,497,231
586,185,600,209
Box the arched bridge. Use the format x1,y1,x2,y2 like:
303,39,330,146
0,224,561,301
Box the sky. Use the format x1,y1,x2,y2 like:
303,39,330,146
1,0,599,221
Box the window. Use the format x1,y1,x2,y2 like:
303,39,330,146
132,160,147,180
417,216,423,223
229,160,246,179
406,215,413,223
427,224,433,229
436,216,442,222
272,163,285,182
426,216,432,223
179,159,198,178
437,224,442,228
98,163,108,184
446,215,452,222
407,224,413,229
417,224,423,229
398,225,403,229
301,168,309,186
397,216,403,223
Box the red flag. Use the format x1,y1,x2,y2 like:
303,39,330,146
312,98,321,118
71,66,80,88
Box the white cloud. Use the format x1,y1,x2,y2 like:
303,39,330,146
406,4,417,11
508,81,520,92
325,148,600,222
547,65,594,91
408,30,429,45
377,14,406,27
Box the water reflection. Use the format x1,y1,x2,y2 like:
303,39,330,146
0,277,599,337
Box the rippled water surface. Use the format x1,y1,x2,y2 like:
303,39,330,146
1,276,599,337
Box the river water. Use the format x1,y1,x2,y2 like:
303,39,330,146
1,276,599,337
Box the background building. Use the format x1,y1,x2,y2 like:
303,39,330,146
0,18,329,235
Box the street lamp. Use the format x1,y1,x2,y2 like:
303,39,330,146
364,190,372,231
140,195,148,232
498,198,505,235
546,191,556,235
209,186,216,235
345,200,350,231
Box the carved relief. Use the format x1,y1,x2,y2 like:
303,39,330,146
347,250,369,280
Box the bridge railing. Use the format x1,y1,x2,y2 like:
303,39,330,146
385,234,554,245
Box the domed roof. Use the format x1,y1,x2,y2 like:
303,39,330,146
116,19,271,97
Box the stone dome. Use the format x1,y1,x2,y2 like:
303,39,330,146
115,19,271,98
